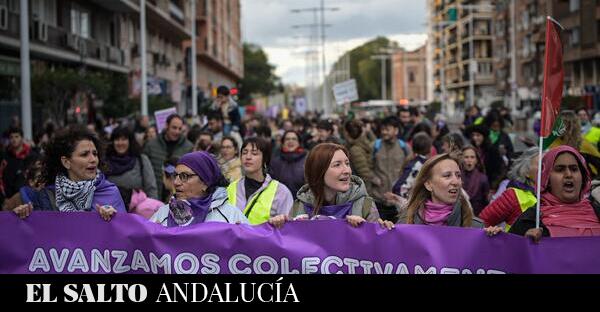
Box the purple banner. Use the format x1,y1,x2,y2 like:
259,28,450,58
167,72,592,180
1,212,599,274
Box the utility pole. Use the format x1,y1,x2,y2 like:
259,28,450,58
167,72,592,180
20,0,31,140
510,0,518,112
292,22,321,112
371,55,390,100
191,0,198,116
469,6,475,108
140,0,148,116
292,3,338,114
403,49,408,102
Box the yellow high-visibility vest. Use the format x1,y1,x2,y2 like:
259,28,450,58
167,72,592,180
505,188,537,231
227,179,279,225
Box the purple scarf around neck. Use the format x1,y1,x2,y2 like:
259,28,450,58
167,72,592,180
167,194,213,227
303,202,353,219
106,154,136,176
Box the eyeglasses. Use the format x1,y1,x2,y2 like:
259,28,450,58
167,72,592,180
173,172,198,183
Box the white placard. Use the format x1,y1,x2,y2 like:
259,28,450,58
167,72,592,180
332,79,359,105
154,107,177,133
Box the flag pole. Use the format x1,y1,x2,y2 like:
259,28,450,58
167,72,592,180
536,135,543,229
536,16,564,229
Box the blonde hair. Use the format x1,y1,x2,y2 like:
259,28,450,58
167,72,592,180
405,153,473,227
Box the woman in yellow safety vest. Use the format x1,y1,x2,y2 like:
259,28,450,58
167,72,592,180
227,137,294,225
479,147,538,230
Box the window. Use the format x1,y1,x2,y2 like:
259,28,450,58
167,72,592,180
8,0,18,13
409,71,415,83
71,4,90,39
31,0,56,26
570,28,580,46
570,0,580,12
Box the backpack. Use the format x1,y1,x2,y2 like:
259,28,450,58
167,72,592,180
373,139,408,158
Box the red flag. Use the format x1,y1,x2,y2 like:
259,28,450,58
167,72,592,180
540,17,564,137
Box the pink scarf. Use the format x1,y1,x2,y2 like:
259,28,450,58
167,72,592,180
423,200,454,225
541,192,600,237
540,146,600,237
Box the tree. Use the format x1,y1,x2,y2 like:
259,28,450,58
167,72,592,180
239,43,282,106
31,67,130,126
331,36,396,101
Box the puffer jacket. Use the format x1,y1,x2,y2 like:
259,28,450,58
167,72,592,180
291,175,380,222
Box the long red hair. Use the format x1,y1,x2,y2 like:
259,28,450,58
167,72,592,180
304,143,350,215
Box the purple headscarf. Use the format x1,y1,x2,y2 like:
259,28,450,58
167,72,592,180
178,151,222,188
167,151,224,227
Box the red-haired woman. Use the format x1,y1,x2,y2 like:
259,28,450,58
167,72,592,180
269,143,394,230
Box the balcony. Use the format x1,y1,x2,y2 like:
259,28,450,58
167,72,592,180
145,0,191,41
168,1,185,26
0,12,125,70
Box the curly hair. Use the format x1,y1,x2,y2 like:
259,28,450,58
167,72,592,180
42,125,106,184
559,111,582,149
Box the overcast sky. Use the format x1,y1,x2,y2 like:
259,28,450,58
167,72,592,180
240,0,428,87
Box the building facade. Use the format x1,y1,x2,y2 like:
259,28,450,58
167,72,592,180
1,0,243,130
554,0,600,110
392,45,428,104
493,0,550,114
429,0,497,115
184,0,243,112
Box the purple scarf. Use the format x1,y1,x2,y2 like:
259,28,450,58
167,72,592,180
422,200,454,225
167,195,212,227
92,172,127,212
106,154,136,176
303,202,353,219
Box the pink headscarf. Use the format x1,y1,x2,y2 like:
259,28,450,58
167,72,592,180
540,146,600,237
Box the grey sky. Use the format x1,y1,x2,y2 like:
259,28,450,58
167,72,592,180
241,0,428,86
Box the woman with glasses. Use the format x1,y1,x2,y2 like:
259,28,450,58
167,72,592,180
150,151,248,226
217,136,242,183
269,131,307,199
227,137,294,225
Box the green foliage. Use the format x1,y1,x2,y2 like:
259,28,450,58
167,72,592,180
239,43,281,106
335,36,395,101
31,67,130,124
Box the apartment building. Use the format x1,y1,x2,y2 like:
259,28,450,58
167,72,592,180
184,0,243,106
554,0,600,108
429,0,497,114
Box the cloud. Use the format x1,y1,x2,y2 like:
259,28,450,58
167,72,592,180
241,0,428,86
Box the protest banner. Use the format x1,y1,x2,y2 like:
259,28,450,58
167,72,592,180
1,213,599,274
